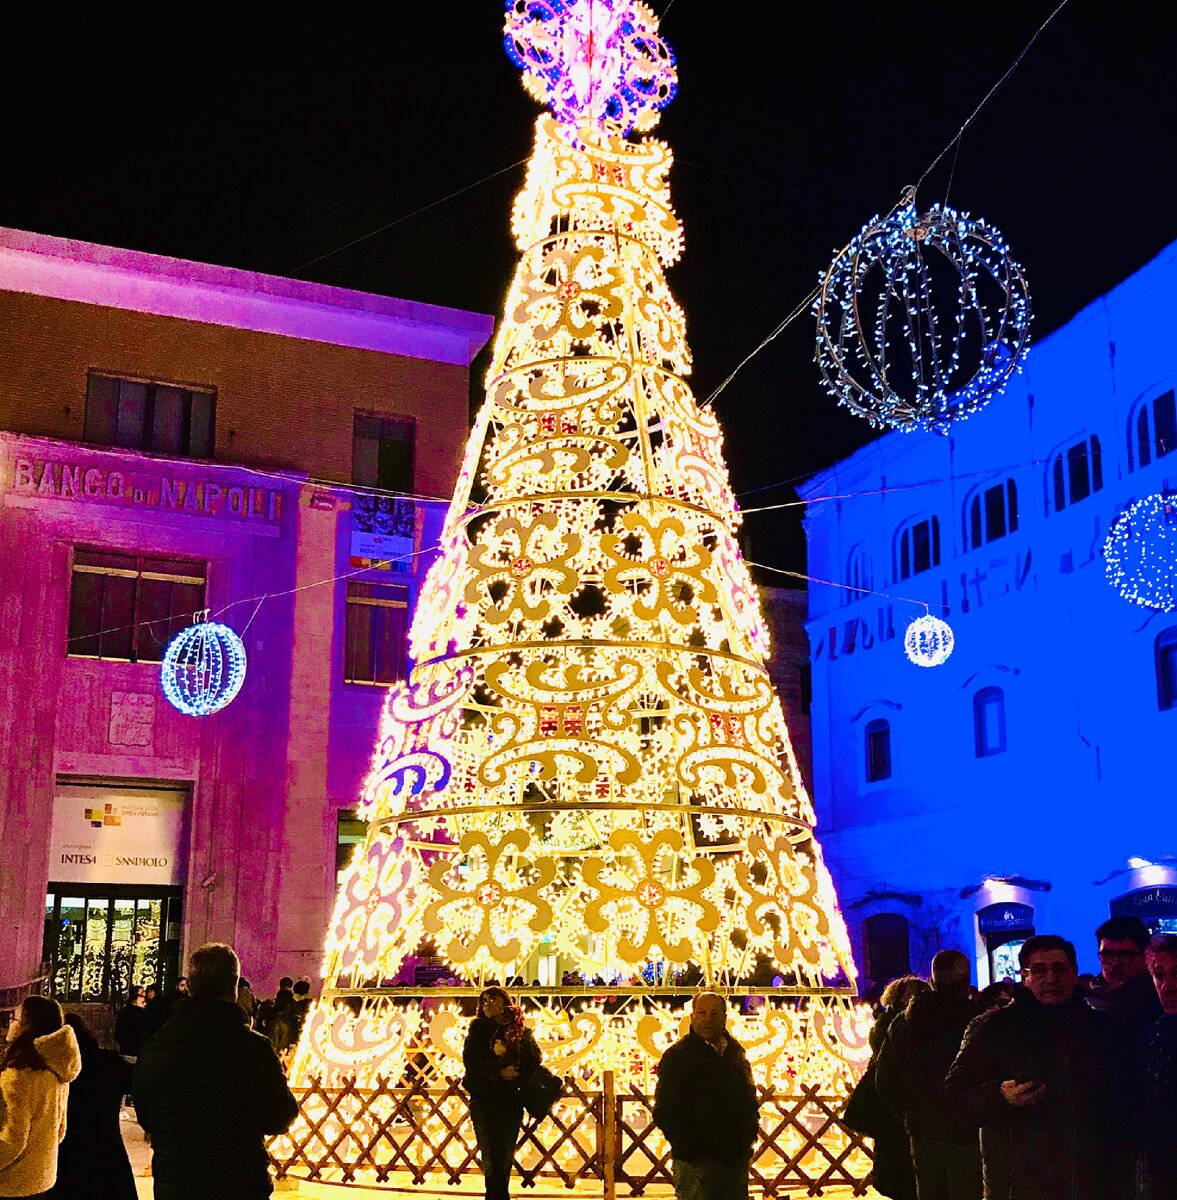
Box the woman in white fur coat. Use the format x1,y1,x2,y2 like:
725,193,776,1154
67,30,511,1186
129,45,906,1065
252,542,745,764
0,996,81,1199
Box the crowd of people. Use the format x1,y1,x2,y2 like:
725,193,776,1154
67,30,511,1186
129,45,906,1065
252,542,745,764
3,921,1175,1200
0,955,318,1199
850,918,1177,1200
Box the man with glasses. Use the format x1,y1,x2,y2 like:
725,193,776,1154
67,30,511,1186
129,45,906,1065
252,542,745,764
1087,916,1162,1197
945,936,1118,1200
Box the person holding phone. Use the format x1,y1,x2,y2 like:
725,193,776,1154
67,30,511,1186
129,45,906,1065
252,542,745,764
944,936,1118,1200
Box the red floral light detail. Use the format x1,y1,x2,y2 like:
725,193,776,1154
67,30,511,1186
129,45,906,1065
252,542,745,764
510,556,534,577
557,280,583,301
639,881,665,907
649,556,671,578
365,888,382,914
476,882,504,907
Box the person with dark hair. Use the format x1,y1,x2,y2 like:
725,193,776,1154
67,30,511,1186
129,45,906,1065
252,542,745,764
845,975,929,1200
237,979,257,1029
1143,935,1177,1197
0,995,81,1198
134,943,298,1199
289,980,313,1045
876,950,982,1200
47,1013,136,1200
945,935,1118,1200
113,986,148,1062
652,992,760,1200
1087,915,1162,1195
462,986,541,1200
265,977,297,1053
976,982,1015,1013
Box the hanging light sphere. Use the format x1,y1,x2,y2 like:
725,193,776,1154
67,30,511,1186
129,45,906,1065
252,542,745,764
161,622,247,716
503,0,677,135
904,613,955,668
1103,491,1177,612
814,197,1032,434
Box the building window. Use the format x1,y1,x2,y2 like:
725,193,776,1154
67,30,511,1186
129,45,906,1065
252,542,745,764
353,413,415,493
1049,435,1103,513
894,515,941,581
865,718,892,782
974,686,1007,756
863,912,911,986
846,544,874,599
68,549,206,662
1130,389,1177,471
345,582,409,684
1157,628,1177,711
336,809,369,875
84,372,215,459
965,479,1019,550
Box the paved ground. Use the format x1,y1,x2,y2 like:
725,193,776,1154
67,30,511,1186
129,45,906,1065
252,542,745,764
122,1109,879,1198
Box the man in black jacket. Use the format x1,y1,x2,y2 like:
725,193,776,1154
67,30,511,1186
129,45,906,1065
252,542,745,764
134,943,299,1200
944,935,1118,1200
876,949,981,1200
652,992,759,1200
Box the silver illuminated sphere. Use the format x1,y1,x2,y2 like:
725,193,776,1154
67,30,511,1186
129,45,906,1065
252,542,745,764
904,614,955,668
815,197,1031,434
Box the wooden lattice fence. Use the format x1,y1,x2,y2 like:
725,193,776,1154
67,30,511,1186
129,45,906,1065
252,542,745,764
268,1074,873,1195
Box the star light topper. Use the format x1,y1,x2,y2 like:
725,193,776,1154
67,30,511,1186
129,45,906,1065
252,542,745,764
504,0,677,135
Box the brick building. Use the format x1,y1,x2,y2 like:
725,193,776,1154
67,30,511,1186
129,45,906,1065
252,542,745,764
0,227,492,1003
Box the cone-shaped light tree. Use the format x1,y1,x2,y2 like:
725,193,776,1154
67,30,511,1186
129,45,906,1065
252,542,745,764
291,0,866,1101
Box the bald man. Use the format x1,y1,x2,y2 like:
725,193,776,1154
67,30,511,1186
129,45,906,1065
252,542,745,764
652,993,759,1200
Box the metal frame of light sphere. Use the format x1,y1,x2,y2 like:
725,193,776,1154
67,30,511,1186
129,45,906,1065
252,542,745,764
1103,491,1177,612
904,613,955,667
161,621,247,716
815,198,1032,434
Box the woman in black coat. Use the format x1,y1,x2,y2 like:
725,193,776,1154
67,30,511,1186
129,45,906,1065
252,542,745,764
866,975,929,1200
47,1014,137,1200
462,987,541,1200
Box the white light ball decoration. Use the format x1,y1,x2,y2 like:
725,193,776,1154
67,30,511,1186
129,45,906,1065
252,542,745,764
904,613,955,668
1103,491,1177,612
161,622,247,716
815,197,1031,434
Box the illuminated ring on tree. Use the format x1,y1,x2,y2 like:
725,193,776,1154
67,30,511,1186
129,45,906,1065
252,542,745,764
504,0,677,135
161,622,247,716
814,198,1031,434
1103,491,1177,612
904,613,955,668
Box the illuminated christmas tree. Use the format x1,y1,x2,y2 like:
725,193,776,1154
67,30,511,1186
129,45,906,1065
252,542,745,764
288,0,867,1119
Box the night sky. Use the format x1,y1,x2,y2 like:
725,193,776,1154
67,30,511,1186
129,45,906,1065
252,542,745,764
4,3,1174,573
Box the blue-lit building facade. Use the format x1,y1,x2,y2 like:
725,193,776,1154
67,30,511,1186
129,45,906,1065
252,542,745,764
799,240,1177,990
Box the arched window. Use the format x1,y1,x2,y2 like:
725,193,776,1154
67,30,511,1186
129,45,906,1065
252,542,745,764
863,912,911,986
974,686,1007,756
1157,628,1177,712
846,544,874,599
965,479,1019,550
1048,435,1103,514
1130,389,1177,472
865,718,892,782
894,515,941,581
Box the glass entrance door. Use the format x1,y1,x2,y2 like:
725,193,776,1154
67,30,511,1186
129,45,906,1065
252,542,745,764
44,886,182,1005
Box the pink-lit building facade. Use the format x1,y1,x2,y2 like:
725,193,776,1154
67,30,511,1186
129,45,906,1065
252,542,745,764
0,228,492,1004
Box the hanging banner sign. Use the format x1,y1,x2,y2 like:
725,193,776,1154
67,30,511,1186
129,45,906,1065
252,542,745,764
49,786,188,886
350,495,416,571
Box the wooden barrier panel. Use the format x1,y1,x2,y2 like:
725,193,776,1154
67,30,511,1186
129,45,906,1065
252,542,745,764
268,1075,874,1195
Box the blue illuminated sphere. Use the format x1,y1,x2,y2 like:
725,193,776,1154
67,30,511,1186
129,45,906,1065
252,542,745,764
815,202,1032,434
1103,492,1177,612
161,622,247,716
